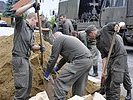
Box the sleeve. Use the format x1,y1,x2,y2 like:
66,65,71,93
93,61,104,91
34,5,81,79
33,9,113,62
79,32,87,46
69,21,74,33
57,57,67,69
15,16,23,28
46,40,63,73
14,16,24,35
63,23,70,35
46,21,53,30
96,40,108,59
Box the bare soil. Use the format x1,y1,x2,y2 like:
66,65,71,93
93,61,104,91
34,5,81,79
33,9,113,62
0,33,52,100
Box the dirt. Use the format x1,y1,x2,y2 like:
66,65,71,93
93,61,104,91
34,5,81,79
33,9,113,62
0,33,52,100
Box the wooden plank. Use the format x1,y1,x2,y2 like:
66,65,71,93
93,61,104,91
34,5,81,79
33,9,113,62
11,0,31,11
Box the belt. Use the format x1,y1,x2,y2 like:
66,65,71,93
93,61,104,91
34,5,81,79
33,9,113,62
74,55,91,60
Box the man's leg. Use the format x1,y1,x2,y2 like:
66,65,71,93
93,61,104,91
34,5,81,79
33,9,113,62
90,47,99,77
72,69,89,96
92,65,98,77
12,57,31,100
54,58,92,100
123,71,132,100
27,63,33,98
109,71,124,100
106,72,112,100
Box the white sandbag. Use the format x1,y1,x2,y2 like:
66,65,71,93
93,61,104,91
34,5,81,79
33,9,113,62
68,95,85,100
29,91,49,100
88,76,101,83
93,92,106,100
83,94,93,100
68,94,93,100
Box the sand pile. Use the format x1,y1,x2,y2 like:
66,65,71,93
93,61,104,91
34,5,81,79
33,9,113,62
0,33,52,100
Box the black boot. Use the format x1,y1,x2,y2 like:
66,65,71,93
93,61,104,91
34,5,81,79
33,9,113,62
125,90,131,100
91,66,98,77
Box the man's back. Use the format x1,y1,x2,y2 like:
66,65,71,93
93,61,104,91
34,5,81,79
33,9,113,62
54,35,92,61
62,19,74,35
97,24,127,59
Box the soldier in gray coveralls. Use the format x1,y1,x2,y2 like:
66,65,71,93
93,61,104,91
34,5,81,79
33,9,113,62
12,2,45,100
59,14,74,35
44,32,93,100
86,23,132,100
78,26,99,77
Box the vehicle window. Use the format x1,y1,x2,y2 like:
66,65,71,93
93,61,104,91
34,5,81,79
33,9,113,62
115,0,123,7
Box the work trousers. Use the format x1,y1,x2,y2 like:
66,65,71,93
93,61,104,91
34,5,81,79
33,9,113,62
12,56,32,100
90,45,99,66
106,70,123,100
106,70,132,100
53,57,93,100
123,69,132,91
90,46,99,74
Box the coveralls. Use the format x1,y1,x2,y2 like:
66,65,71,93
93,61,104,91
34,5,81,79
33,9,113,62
62,19,74,35
45,35,93,100
78,31,99,75
41,19,53,44
12,17,34,100
96,22,132,100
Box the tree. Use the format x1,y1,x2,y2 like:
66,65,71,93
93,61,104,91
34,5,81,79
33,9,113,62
3,0,19,17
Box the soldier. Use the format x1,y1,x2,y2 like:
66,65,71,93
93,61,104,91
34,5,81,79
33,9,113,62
59,14,74,35
11,2,45,100
40,14,53,44
116,34,132,100
44,32,93,99
71,28,99,77
85,23,132,100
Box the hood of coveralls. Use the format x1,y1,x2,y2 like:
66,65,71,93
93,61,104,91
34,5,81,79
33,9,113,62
97,22,118,55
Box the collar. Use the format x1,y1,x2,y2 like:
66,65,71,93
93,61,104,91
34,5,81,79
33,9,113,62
25,20,34,32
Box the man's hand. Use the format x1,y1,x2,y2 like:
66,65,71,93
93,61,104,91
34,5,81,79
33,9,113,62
39,44,45,52
53,66,59,73
114,24,120,32
44,70,50,81
33,3,40,13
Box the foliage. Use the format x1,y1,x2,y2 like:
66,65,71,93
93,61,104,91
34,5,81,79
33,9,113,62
3,0,19,17
49,16,56,27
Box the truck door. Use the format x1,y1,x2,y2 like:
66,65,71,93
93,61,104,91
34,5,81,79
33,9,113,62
100,0,126,27
126,0,133,27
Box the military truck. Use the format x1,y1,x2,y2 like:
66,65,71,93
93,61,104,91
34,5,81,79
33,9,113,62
58,0,133,45
58,0,100,30
99,0,133,45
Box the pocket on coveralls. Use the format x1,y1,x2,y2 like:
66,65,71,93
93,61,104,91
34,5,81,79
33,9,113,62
112,71,124,83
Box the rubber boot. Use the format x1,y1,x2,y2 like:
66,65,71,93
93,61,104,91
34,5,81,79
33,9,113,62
125,90,132,100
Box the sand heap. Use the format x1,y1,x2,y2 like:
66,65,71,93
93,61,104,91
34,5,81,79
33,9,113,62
0,34,52,100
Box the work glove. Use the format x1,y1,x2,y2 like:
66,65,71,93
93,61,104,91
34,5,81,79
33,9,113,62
44,70,50,81
33,2,40,13
53,66,59,73
39,44,45,52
